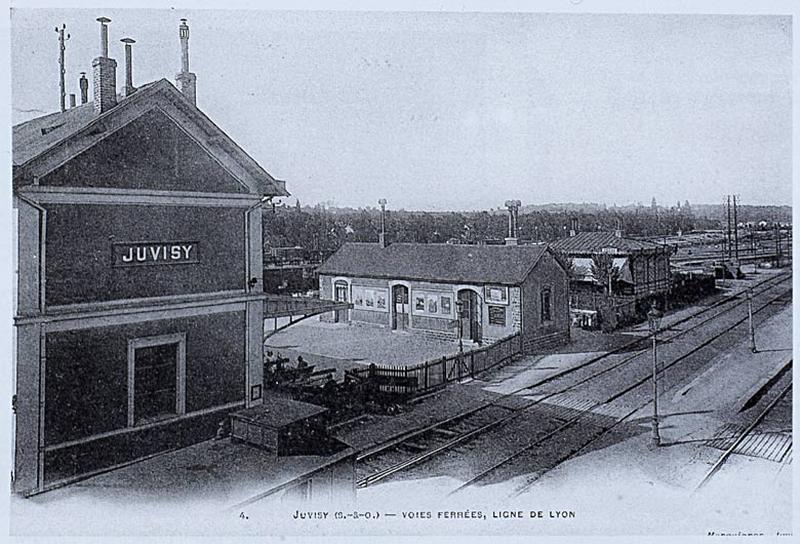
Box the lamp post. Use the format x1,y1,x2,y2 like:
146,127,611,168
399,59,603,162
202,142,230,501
747,287,756,353
647,307,663,448
455,299,464,356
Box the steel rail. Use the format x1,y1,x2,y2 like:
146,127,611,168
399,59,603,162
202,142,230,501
358,280,791,488
694,372,792,492
448,288,792,494
355,272,789,466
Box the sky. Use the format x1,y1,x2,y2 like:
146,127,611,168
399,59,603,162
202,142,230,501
10,8,793,210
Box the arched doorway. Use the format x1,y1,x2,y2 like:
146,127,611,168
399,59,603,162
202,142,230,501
333,280,348,323
392,284,409,330
457,289,481,343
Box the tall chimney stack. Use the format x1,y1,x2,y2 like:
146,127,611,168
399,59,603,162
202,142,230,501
121,38,136,97
378,199,388,248
176,18,197,106
92,17,117,114
504,200,521,246
79,72,89,104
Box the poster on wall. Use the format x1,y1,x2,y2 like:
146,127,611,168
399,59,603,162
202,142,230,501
352,286,388,311
440,295,451,315
484,285,509,305
412,290,454,317
426,294,438,313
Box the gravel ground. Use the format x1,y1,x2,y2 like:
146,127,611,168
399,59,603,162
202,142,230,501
265,319,461,369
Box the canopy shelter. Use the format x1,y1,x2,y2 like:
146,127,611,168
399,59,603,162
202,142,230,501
570,257,633,284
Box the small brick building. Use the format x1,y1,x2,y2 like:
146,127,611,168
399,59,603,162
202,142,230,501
317,242,571,353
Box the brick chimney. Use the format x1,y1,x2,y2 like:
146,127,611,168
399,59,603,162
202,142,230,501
92,17,117,114
569,217,578,237
614,217,623,238
175,19,197,106
79,72,89,104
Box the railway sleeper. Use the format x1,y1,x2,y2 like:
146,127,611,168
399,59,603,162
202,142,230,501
400,441,428,452
431,428,460,438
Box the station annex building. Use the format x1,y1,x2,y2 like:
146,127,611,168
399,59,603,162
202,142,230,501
551,229,674,329
317,241,571,353
11,18,351,498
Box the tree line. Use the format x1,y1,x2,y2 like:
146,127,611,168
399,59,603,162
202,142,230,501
262,201,734,260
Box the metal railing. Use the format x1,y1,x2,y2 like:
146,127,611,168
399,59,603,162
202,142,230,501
264,294,350,318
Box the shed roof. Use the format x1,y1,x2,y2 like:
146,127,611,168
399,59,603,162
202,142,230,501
551,231,668,255
317,242,560,286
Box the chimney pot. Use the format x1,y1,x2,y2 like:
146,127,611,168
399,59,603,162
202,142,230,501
96,17,111,57
69,93,76,108
79,72,89,104
121,37,136,97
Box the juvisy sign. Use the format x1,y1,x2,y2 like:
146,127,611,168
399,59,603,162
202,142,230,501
112,241,199,267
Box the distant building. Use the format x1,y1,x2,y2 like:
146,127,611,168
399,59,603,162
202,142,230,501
317,242,571,353
552,231,674,329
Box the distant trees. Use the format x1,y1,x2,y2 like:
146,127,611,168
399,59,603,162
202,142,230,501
262,200,759,262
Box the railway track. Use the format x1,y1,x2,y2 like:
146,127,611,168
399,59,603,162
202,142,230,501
356,272,792,489
694,369,792,492
449,289,792,495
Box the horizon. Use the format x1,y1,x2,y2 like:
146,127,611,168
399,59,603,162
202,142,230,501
284,199,793,212
11,9,793,209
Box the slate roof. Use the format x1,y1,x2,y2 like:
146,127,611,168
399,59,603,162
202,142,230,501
551,231,669,255
317,242,559,285
12,79,288,196
13,82,157,167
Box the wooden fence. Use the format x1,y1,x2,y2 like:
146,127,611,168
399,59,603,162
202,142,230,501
347,332,523,396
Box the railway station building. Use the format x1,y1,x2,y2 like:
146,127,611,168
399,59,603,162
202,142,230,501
11,18,353,500
317,241,571,353
551,229,674,329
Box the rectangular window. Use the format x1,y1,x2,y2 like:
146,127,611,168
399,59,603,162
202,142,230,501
488,305,506,326
128,333,186,426
541,288,552,322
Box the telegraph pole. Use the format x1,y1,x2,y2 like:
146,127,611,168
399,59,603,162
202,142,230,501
55,24,70,112
733,195,739,263
726,195,732,261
